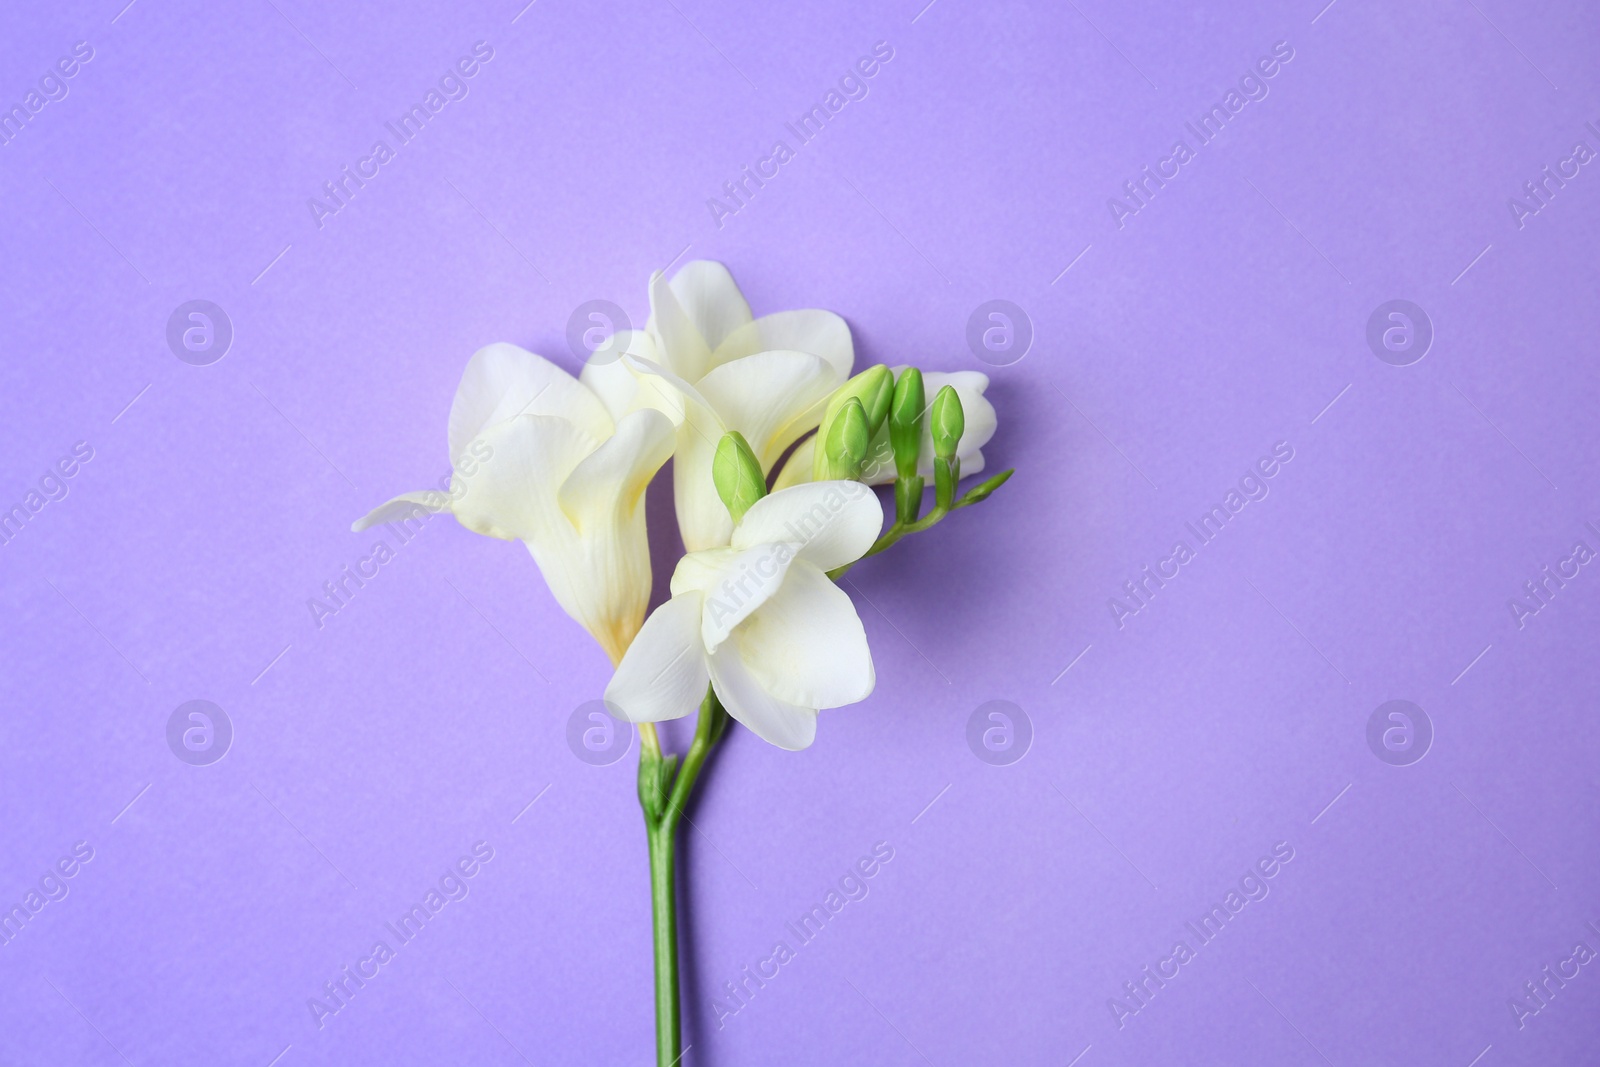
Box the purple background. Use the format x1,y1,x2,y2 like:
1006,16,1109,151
2,0,1597,1064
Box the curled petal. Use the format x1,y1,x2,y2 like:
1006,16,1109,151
551,409,676,660
451,415,595,543
352,490,451,533
447,343,611,463
559,409,675,534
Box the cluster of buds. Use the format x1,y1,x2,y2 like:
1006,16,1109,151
716,364,1011,574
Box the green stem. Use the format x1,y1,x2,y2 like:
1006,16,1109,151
827,468,1014,579
639,688,727,1067
645,822,679,1064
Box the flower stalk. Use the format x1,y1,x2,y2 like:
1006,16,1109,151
636,689,728,1067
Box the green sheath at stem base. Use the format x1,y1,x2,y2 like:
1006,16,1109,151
637,687,728,1067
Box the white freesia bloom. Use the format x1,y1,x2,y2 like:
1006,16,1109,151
627,260,855,552
354,343,674,665
604,481,883,750
774,369,998,490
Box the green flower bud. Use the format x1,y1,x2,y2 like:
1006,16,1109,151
889,367,925,481
822,397,871,479
958,468,1012,506
857,364,894,433
712,431,766,523
930,385,964,462
812,365,893,480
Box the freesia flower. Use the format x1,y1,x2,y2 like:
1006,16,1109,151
633,260,856,552
354,342,674,665
774,368,998,490
604,481,883,750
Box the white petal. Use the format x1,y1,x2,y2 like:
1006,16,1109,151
613,354,733,551
708,640,817,751
710,309,854,382
648,270,709,382
448,344,612,463
671,412,736,552
622,349,826,552
770,436,816,492
648,261,756,385
558,409,675,534
668,260,752,354
551,409,676,660
455,414,662,660
352,490,451,532
694,351,841,469
669,543,796,653
733,559,875,710
604,592,710,723
578,330,658,424
732,481,882,572
451,415,595,543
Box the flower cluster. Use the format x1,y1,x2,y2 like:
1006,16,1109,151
357,261,1006,748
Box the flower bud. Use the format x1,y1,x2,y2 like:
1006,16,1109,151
712,431,766,524
856,365,895,434
812,365,893,480
822,397,871,479
959,468,1012,505
889,367,925,481
930,385,964,462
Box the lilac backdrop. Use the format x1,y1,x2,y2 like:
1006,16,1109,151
2,0,1598,1064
